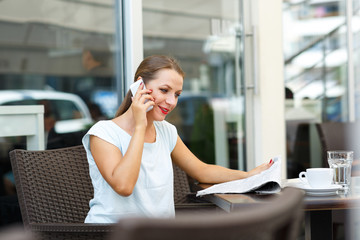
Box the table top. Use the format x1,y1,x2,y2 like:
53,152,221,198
198,176,360,212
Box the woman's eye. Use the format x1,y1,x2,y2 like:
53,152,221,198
175,93,181,98
160,89,168,93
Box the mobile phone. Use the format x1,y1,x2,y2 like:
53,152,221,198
130,78,153,112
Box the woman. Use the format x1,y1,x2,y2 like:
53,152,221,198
82,55,273,223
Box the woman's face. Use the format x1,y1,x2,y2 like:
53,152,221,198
145,69,183,121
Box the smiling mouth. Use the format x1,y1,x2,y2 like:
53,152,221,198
159,106,170,114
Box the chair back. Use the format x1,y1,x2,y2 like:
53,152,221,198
109,187,304,240
172,163,192,204
10,145,93,226
316,121,360,173
10,144,211,228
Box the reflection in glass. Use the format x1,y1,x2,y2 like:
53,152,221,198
282,0,352,178
0,0,117,119
0,1,118,202
352,1,360,237
354,1,360,120
142,0,246,170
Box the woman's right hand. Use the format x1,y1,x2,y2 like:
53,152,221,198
131,82,154,128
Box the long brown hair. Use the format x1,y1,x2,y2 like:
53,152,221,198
114,55,185,117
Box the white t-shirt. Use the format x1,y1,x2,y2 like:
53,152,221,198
82,120,178,223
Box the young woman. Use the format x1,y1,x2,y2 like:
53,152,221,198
82,55,273,223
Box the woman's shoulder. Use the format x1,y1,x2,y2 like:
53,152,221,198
87,120,119,135
90,119,116,128
84,120,129,146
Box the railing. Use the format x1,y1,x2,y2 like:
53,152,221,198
284,5,360,98
283,2,360,122
285,20,345,121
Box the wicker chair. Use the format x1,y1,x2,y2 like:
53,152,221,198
109,187,305,240
9,145,216,240
10,145,111,240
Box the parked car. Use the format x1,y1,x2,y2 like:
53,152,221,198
0,90,94,196
0,90,93,134
0,89,94,159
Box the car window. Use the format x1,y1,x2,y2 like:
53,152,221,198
2,99,83,121
51,100,83,120
2,99,38,105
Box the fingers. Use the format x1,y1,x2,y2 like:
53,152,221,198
268,159,274,167
265,159,274,169
132,88,154,112
144,99,155,110
140,91,154,103
133,83,146,98
132,85,153,102
248,159,275,177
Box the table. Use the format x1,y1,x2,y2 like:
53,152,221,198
0,105,45,150
199,177,360,240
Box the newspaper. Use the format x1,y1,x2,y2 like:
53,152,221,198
196,156,282,196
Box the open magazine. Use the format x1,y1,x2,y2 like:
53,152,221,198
196,156,282,196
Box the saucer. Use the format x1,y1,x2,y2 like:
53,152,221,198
284,179,342,196
306,191,339,196
300,184,342,192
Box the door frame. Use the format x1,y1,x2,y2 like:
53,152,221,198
121,0,286,177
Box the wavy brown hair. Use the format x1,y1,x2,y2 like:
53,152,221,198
114,55,185,117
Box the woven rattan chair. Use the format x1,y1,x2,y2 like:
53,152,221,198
109,187,305,240
10,145,216,239
9,145,111,240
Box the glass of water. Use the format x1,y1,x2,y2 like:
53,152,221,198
327,150,353,189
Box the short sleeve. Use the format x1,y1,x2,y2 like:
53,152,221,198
82,121,125,151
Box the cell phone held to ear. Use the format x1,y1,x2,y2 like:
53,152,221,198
130,78,153,112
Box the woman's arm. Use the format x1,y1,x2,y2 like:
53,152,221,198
171,136,273,184
90,125,146,196
90,84,154,196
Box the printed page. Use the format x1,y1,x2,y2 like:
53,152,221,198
196,156,282,196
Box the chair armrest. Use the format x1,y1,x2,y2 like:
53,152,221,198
186,192,214,203
175,193,219,212
28,223,114,240
29,223,114,233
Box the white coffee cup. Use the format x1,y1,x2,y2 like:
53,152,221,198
299,168,334,188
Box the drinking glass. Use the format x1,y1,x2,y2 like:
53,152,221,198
327,150,353,189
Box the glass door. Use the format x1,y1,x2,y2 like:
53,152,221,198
282,0,360,177
141,0,255,170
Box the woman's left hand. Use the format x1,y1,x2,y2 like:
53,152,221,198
247,159,274,178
